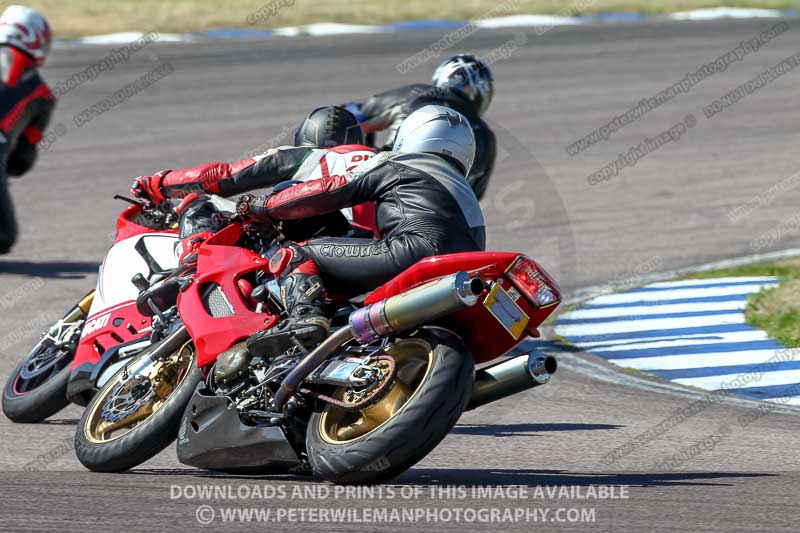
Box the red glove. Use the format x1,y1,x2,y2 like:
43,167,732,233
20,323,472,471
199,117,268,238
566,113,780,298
131,170,171,204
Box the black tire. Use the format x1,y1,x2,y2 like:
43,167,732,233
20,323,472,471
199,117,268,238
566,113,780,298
74,350,201,473
2,296,90,423
305,327,474,485
2,353,71,423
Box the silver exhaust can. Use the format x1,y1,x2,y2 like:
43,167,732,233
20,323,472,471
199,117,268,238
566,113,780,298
467,352,557,410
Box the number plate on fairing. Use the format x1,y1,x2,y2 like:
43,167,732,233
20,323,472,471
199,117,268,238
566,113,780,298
483,283,530,339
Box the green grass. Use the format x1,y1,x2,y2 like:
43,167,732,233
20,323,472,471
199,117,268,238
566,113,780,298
12,0,800,38
689,257,800,347
622,367,657,377
686,257,800,280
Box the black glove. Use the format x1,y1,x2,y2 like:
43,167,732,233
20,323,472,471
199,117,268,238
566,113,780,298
236,193,272,223
7,139,37,177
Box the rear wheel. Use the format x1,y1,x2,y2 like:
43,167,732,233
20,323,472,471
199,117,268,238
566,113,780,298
75,336,199,472
305,327,474,485
2,293,93,423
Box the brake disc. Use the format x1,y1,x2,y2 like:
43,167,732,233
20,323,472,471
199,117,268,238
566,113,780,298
19,320,82,380
100,376,154,423
19,345,66,380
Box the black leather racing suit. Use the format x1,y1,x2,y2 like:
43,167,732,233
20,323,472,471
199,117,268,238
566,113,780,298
357,84,496,200
259,151,486,295
0,45,56,252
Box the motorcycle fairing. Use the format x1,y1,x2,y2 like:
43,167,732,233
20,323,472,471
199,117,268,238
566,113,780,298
178,226,278,369
364,252,559,363
69,232,180,400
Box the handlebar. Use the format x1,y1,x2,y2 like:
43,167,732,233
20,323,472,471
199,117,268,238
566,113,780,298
114,194,178,229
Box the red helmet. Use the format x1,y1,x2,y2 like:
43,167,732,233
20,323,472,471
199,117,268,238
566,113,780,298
0,5,52,67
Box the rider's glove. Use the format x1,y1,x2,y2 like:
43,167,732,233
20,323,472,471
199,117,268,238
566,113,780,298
131,170,171,204
236,193,272,223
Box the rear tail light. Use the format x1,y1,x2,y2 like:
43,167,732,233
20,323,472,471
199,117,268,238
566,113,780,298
506,256,561,308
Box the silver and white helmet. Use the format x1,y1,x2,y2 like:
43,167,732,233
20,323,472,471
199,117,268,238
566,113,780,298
432,55,494,116
0,5,52,66
393,105,476,175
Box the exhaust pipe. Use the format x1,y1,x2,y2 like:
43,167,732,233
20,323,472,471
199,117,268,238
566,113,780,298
467,352,557,411
349,271,485,344
271,272,484,414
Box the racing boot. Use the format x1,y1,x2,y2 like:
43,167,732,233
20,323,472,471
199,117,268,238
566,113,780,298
247,272,330,356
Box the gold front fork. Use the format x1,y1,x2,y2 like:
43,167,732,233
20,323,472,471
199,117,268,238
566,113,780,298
76,290,96,315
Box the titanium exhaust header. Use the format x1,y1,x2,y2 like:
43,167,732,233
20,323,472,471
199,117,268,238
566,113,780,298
349,271,485,344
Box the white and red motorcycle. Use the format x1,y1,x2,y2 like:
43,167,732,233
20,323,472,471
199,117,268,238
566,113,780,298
2,197,182,422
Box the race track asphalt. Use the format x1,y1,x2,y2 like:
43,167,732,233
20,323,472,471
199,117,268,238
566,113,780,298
1,17,800,532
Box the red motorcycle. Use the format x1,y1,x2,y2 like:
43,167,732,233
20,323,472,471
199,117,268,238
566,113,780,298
1,198,180,423
75,207,560,484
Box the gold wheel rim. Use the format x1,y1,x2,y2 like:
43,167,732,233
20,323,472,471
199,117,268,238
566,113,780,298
84,341,194,444
319,338,434,445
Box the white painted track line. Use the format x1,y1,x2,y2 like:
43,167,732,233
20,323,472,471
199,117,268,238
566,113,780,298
557,313,745,337
610,349,786,370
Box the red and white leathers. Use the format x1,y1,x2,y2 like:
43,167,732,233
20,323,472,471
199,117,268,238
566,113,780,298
134,144,378,235
0,40,55,253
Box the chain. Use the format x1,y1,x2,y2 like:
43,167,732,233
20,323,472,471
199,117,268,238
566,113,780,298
299,355,396,412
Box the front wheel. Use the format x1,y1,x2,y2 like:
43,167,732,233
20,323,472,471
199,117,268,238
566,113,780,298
305,327,474,485
75,331,199,472
2,292,93,423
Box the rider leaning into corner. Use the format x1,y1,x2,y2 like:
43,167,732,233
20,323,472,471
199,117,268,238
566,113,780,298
132,105,379,237
133,105,485,357
344,54,496,201
0,5,55,255
238,104,485,356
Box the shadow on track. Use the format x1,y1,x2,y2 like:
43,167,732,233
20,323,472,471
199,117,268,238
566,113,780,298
36,418,79,426
0,261,99,279
129,468,324,483
398,469,775,488
451,423,623,437
128,467,774,489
